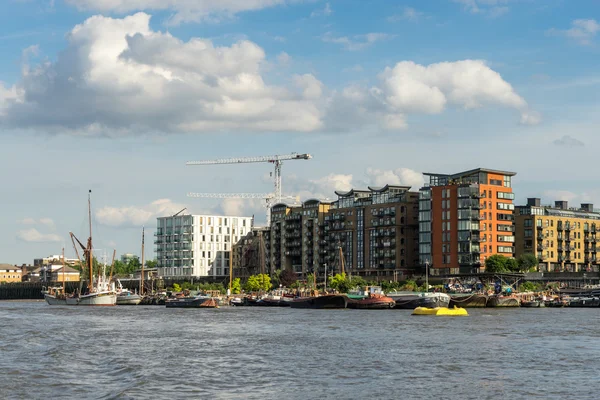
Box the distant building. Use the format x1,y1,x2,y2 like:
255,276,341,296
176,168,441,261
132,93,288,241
515,198,600,273
419,168,516,275
0,264,22,283
34,255,79,268
48,265,81,282
155,214,254,278
120,253,139,264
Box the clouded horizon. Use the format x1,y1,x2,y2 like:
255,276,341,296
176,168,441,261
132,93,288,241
1,0,599,264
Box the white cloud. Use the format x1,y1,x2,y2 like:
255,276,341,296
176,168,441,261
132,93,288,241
322,32,394,51
388,7,423,22
364,168,425,189
65,0,292,25
18,217,55,226
96,198,188,227
310,2,332,17
553,135,585,147
453,0,510,17
326,59,537,131
16,228,62,243
549,19,600,45
2,13,324,135
276,51,291,67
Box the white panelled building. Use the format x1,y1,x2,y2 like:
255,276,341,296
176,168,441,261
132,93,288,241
155,214,253,278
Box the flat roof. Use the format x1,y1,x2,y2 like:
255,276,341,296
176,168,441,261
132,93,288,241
423,168,517,178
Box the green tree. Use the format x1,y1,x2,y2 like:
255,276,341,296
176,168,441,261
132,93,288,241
328,273,352,293
305,273,316,289
519,281,542,292
517,253,539,272
172,283,182,292
506,257,519,272
484,254,510,273
145,259,158,269
244,274,272,292
400,279,418,291
231,278,241,294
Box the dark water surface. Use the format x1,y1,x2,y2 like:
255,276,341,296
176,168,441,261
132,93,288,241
1,301,599,399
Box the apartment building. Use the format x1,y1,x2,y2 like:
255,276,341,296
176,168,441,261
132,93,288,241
269,200,332,275
515,198,599,272
325,185,420,280
155,214,253,278
419,168,516,275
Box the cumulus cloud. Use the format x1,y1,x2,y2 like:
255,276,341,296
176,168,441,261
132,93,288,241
322,32,394,51
96,198,188,227
388,7,424,22
548,19,600,45
326,59,538,131
363,168,425,190
65,0,292,25
553,135,585,147
16,228,62,243
453,0,510,17
1,13,323,135
310,2,332,17
18,217,55,226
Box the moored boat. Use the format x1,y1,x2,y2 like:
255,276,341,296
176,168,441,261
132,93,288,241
567,297,600,307
347,293,396,309
486,295,520,307
66,290,117,306
449,293,488,308
290,294,348,309
520,300,542,308
388,291,451,309
116,289,142,306
165,295,211,308
43,286,67,305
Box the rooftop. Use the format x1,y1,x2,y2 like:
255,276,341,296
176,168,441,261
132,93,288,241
423,167,517,178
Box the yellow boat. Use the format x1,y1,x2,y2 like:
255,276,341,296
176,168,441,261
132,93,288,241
411,306,468,316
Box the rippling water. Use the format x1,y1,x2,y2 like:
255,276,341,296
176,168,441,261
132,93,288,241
1,301,599,399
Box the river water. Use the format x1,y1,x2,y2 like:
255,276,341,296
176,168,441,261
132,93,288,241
0,301,598,400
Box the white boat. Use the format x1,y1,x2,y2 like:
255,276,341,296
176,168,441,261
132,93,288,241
63,190,117,306
43,286,67,305
386,291,451,309
116,289,142,305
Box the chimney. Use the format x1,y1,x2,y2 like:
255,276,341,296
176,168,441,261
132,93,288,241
527,198,541,207
555,201,568,210
581,203,594,212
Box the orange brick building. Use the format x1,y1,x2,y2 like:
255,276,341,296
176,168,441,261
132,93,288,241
419,168,516,275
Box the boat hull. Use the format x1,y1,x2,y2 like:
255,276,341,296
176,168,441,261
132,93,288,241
486,295,520,307
256,298,292,307
290,295,348,309
117,294,142,305
390,293,451,310
165,297,210,308
568,297,600,307
66,292,117,306
449,294,488,308
520,300,542,308
347,296,396,309
44,294,67,305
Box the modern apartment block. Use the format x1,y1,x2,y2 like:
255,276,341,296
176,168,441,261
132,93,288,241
155,214,253,278
269,200,332,275
419,168,516,275
325,185,420,280
515,199,600,272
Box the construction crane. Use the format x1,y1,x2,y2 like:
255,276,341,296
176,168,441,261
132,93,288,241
186,153,311,205
186,192,300,223
185,153,311,224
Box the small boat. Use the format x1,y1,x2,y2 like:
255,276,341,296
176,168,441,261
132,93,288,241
43,286,67,305
520,300,542,308
347,293,396,309
290,294,348,309
199,298,219,308
165,295,211,308
387,291,451,309
229,297,244,306
412,306,469,316
116,289,143,306
256,295,292,307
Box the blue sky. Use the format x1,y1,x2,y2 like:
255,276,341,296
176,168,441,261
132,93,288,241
1,0,599,265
